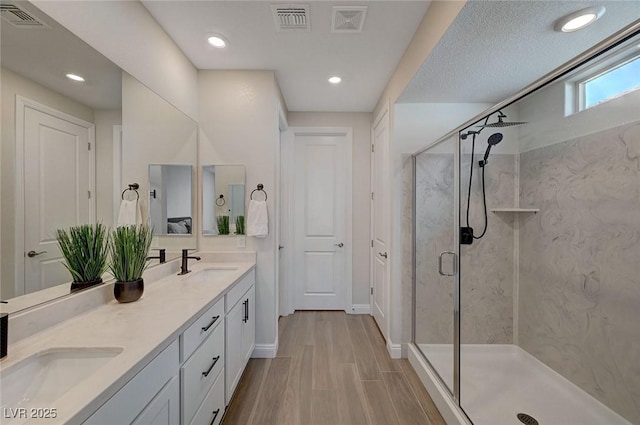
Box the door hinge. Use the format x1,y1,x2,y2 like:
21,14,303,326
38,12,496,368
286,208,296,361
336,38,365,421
371,144,375,153
370,287,374,295
371,240,373,248
88,142,91,151
88,191,91,199
371,192,374,200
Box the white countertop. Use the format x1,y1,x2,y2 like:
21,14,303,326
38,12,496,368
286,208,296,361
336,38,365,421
0,259,256,425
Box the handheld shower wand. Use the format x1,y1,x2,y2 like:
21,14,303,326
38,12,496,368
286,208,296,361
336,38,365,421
479,132,503,167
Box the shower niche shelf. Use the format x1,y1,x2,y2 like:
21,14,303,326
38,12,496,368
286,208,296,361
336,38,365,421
491,208,539,213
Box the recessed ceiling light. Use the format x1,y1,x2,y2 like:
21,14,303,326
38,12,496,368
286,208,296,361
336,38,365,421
328,76,342,84
555,6,605,33
207,35,227,48
66,73,85,82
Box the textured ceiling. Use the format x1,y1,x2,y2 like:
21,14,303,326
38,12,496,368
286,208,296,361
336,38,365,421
0,2,122,110
141,0,431,112
398,0,640,104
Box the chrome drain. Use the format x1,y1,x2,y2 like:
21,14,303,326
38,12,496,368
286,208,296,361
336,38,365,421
517,413,539,425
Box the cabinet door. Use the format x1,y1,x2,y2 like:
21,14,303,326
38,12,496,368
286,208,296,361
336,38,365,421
225,297,244,405
131,376,179,425
241,286,256,364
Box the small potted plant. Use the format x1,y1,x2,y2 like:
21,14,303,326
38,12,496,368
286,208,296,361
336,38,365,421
55,223,109,293
217,215,230,235
235,215,245,235
109,224,153,303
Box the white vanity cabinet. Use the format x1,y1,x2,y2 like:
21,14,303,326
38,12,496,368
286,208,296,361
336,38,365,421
84,340,180,425
225,273,256,405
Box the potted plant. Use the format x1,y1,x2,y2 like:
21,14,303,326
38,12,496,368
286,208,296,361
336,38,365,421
235,215,245,235
55,223,109,293
217,215,230,235
109,224,153,303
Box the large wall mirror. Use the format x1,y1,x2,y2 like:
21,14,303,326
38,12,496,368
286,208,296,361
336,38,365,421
0,1,197,313
202,165,245,236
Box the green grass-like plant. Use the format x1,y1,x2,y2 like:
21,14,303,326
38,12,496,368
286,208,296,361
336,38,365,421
56,223,109,283
108,224,153,282
235,215,245,235
217,215,230,235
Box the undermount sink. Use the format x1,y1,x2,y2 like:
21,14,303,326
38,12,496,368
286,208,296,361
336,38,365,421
0,347,123,415
185,267,238,283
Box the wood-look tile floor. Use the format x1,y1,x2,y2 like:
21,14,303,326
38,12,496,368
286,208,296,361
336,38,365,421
222,311,446,425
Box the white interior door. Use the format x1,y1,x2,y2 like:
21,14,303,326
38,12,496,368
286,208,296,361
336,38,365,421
371,108,390,339
293,131,348,310
18,99,94,295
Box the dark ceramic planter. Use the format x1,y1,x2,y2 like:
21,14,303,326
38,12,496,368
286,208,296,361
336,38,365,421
114,278,144,303
70,278,103,293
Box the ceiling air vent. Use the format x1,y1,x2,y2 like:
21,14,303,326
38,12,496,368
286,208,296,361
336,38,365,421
272,4,310,32
0,3,49,28
331,6,367,33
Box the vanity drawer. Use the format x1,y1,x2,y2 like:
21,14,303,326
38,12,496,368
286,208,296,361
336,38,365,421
189,368,225,425
181,296,224,361
225,269,255,312
181,321,224,424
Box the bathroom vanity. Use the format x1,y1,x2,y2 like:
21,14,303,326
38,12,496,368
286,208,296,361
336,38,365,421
0,253,256,425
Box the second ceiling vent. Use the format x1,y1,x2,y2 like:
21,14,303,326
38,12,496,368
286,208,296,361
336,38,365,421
272,4,310,32
331,6,367,33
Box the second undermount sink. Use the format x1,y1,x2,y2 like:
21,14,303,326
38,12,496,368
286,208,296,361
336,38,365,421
185,267,238,283
0,347,123,415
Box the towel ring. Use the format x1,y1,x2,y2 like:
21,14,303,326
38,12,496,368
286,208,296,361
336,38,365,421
122,183,140,200
250,184,267,201
216,194,226,206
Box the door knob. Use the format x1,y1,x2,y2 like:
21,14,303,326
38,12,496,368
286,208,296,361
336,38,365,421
378,252,388,259
27,250,47,258
334,243,344,248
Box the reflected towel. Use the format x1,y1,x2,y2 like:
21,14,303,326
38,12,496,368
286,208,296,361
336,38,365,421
247,200,268,238
117,199,141,227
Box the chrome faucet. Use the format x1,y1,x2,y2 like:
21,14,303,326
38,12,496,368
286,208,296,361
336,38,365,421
147,248,166,264
178,249,201,275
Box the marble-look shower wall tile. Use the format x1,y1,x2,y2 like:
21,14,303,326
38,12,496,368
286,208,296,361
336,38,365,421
400,159,413,345
519,122,640,424
459,153,515,344
414,153,455,345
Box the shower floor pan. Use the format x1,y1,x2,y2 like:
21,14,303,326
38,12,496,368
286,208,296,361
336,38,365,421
418,344,631,425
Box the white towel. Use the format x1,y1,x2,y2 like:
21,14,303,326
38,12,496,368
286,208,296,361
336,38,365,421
246,200,268,238
117,199,142,227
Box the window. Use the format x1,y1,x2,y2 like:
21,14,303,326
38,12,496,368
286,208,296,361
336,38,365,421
578,53,640,111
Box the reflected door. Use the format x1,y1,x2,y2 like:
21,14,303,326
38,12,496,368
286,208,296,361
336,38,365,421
413,135,459,396
21,101,95,295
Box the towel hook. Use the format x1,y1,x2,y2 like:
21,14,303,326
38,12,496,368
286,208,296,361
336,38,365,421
250,184,267,201
122,183,140,200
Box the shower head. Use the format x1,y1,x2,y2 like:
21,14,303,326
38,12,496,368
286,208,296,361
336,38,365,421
477,111,527,128
480,132,503,167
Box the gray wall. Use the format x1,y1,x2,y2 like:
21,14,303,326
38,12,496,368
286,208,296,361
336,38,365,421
519,121,640,423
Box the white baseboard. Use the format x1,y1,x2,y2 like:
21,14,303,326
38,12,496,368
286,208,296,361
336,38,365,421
252,343,278,358
347,304,371,314
387,340,402,359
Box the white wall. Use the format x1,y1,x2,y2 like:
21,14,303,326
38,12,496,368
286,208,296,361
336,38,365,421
0,67,95,300
286,112,373,306
198,70,282,354
32,0,198,121
94,109,122,227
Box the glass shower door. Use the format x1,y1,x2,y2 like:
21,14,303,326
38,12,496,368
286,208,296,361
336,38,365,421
413,135,459,396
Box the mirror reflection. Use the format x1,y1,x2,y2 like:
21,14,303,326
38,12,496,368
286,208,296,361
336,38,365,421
202,165,246,236
148,165,193,236
0,2,197,312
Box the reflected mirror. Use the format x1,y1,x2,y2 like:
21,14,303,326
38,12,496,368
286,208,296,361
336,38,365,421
149,165,193,236
202,165,246,236
0,2,197,313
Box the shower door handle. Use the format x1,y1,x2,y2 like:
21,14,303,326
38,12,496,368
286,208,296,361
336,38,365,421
438,251,458,277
